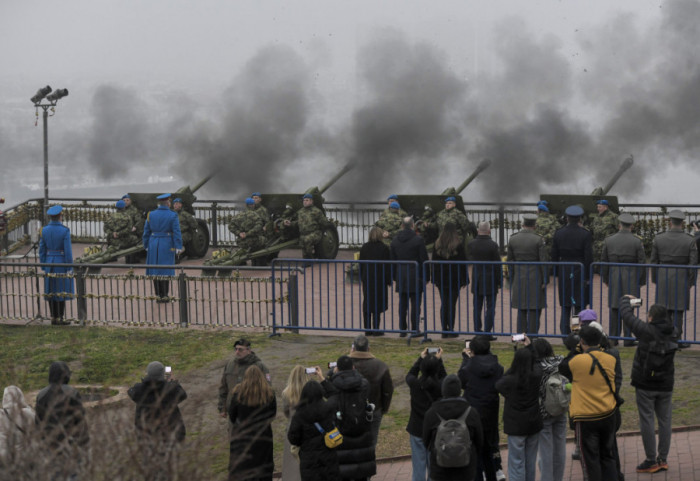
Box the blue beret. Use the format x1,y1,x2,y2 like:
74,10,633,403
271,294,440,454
115,200,126,209
445,196,456,203
389,201,400,209
565,205,585,217
245,197,255,205
251,192,261,197
538,200,548,206
387,194,398,200
537,204,549,212
47,205,63,216
121,194,130,199
303,193,313,199
172,198,183,204
157,193,171,200
596,199,609,205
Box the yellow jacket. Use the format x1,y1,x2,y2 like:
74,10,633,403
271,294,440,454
559,348,618,422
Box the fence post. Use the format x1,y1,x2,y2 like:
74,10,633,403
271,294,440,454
211,202,218,247
288,273,299,334
75,266,87,326
178,271,189,328
498,205,506,255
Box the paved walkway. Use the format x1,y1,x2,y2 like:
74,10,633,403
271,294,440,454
374,427,700,480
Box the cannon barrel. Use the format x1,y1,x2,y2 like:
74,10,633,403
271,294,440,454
175,175,213,196
317,161,355,195
455,158,491,194
590,156,634,196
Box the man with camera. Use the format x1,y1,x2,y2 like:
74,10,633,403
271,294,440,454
650,209,698,348
349,335,393,446
601,213,647,346
620,295,677,473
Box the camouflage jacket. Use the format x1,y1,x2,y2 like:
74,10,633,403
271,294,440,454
178,210,198,242
436,208,474,241
229,208,265,239
592,210,619,260
124,204,145,234
254,204,270,223
381,206,408,218
375,210,403,238
104,211,137,248
296,205,328,236
535,212,560,247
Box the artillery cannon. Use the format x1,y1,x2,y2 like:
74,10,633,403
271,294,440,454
76,176,212,270
204,163,353,272
390,159,491,245
539,156,634,220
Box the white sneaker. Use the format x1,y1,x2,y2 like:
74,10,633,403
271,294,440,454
496,469,506,481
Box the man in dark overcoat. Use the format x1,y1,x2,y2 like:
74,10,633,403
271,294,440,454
551,205,593,335
601,212,646,345
467,221,502,335
650,209,698,348
507,214,549,334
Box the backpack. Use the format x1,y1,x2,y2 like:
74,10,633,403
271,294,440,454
434,406,472,468
642,334,677,381
542,371,571,417
337,389,370,437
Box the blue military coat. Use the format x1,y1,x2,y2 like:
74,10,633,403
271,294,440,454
39,221,75,301
142,205,183,276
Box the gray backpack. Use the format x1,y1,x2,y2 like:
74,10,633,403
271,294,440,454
543,371,571,417
434,406,472,468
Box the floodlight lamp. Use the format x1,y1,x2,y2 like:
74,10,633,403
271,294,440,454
30,85,52,104
46,88,69,102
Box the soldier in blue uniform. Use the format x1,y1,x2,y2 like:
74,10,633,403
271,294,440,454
143,193,183,302
39,205,74,325
551,205,593,335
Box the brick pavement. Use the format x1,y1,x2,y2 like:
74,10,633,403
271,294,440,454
375,427,700,480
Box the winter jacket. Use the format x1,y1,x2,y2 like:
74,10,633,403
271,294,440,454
348,351,393,413
495,366,543,436
559,348,618,422
218,352,269,413
458,353,504,411
536,355,565,421
0,386,35,464
128,378,187,443
228,394,277,481
620,297,676,392
467,235,502,296
405,356,446,437
390,228,429,293
288,399,340,481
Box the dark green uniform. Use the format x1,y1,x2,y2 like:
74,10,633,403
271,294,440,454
296,204,329,258
592,210,619,262
254,204,270,223
124,204,145,237
104,210,138,250
535,211,559,248
177,209,198,246
436,208,475,242
375,209,403,243
229,207,266,251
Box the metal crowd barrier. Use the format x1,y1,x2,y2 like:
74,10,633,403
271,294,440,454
590,262,699,344
0,261,285,327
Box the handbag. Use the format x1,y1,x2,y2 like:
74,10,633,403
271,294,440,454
314,422,343,449
588,353,625,408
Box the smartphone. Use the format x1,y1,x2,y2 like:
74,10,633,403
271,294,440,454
427,347,439,354
630,298,643,307
328,361,337,369
165,366,172,374
511,333,525,342
465,341,470,350
570,315,580,331
305,367,316,374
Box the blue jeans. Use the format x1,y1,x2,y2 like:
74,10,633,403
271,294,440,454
538,415,567,481
410,434,430,481
508,434,539,481
474,294,496,332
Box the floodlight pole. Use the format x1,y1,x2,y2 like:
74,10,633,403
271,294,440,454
41,105,50,223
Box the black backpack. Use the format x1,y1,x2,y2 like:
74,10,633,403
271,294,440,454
642,330,677,381
337,389,370,437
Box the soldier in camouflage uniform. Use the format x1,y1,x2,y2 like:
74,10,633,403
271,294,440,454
229,198,267,257
535,201,559,248
374,201,403,244
591,199,619,262
285,193,330,259
435,196,476,242
172,197,198,248
251,192,270,224
382,194,407,218
121,194,145,238
104,200,138,252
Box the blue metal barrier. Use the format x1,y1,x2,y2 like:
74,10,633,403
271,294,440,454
591,262,699,344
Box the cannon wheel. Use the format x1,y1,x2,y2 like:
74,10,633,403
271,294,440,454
316,225,339,259
187,219,210,258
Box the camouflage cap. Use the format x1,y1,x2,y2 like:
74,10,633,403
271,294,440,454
669,209,685,221
618,213,635,225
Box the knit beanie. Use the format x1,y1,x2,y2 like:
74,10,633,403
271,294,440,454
146,361,165,381
441,374,462,398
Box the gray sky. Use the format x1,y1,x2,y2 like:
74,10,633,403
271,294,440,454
1,0,698,208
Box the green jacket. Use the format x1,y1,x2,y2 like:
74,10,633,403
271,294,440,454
104,211,138,249
375,210,403,239
436,208,475,242
217,352,269,413
177,210,198,244
296,205,328,236
535,212,559,247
